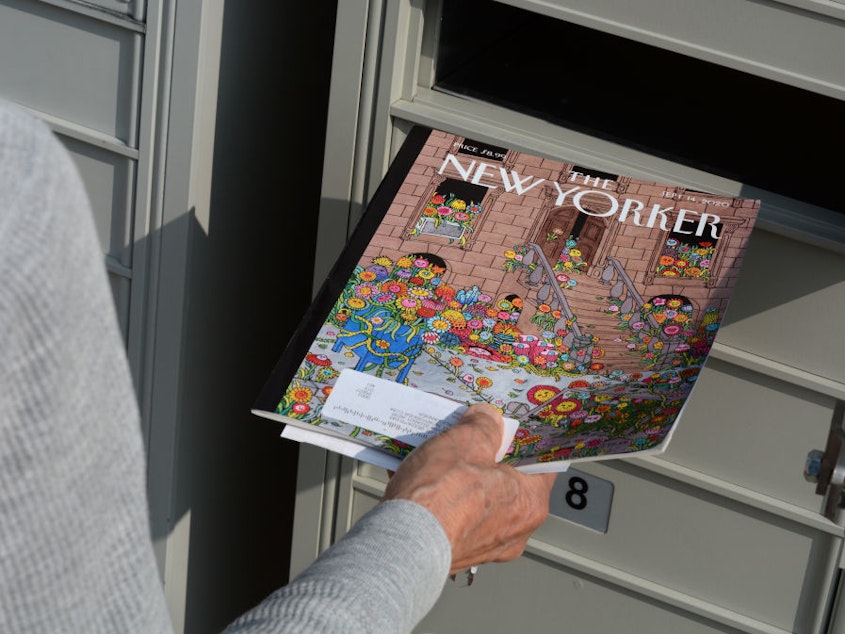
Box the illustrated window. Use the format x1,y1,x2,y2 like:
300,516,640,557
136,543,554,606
409,178,489,246
655,223,722,281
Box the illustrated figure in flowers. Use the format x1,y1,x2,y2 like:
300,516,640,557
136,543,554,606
332,307,425,384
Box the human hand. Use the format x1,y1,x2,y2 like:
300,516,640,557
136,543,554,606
382,403,557,574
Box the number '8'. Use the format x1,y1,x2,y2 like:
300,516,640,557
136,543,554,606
565,476,588,510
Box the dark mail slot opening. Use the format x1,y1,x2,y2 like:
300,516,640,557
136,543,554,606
434,0,842,212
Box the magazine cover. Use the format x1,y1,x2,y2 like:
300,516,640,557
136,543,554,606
254,126,760,471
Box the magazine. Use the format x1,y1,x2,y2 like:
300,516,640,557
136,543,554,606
253,126,760,473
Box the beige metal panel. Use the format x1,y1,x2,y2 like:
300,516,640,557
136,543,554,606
0,0,138,142
107,272,132,345
82,0,142,17
718,229,845,383
58,136,135,266
35,0,145,20
660,356,837,512
535,462,839,631
413,554,772,634
498,0,845,100
347,476,838,633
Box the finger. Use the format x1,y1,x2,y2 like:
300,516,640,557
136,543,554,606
442,402,505,459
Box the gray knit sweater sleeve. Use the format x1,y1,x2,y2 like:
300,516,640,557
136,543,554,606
0,100,172,632
224,499,451,634
1,99,450,634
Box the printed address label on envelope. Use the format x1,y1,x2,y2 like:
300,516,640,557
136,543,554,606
322,369,518,461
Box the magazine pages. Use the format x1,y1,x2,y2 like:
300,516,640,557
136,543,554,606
253,126,760,473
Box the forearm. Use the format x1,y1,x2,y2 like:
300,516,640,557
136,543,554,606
224,499,450,634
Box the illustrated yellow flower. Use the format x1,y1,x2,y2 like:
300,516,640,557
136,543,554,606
289,384,313,403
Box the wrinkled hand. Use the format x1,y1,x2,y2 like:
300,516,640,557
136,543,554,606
382,403,557,574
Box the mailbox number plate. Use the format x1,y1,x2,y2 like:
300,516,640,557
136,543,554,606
549,468,614,533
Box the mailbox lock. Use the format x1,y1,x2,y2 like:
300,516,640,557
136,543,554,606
806,402,845,521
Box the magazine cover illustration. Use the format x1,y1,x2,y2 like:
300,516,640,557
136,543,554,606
255,127,760,470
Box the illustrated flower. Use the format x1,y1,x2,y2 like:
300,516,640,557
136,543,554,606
663,324,683,336
416,307,436,319
305,352,332,367
449,357,463,368
354,282,378,298
527,385,560,404
442,309,467,328
450,199,467,211
381,280,408,295
418,269,435,280
475,376,493,389
291,402,310,415
396,256,413,268
372,256,393,268
537,304,551,314
346,297,367,310
289,385,313,403
504,249,516,259
358,270,377,282
426,317,451,333
553,398,580,414
315,366,339,381
421,331,441,344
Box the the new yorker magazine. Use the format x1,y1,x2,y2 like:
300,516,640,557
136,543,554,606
253,126,760,473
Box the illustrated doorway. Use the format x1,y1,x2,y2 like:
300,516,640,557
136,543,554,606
537,206,604,269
